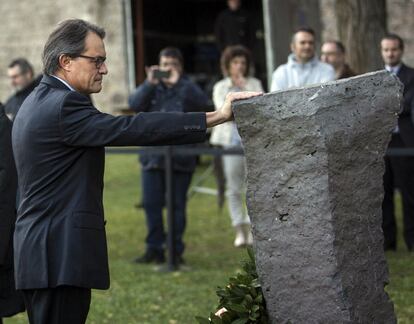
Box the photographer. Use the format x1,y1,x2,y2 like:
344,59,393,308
128,47,208,264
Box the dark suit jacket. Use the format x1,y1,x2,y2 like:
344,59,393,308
0,104,25,317
12,75,207,290
0,104,17,266
128,77,208,172
396,63,414,147
4,75,42,121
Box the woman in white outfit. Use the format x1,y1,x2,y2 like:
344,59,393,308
210,45,264,247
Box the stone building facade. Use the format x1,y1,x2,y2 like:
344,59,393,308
320,0,414,66
0,0,129,113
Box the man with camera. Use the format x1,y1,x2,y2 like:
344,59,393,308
128,47,208,264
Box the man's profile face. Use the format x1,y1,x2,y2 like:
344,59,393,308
68,32,108,94
291,31,315,63
381,39,403,67
8,65,33,91
321,42,344,69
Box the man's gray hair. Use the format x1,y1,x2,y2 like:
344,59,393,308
42,19,105,75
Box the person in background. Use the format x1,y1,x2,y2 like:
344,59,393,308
210,45,263,247
321,40,356,79
4,58,41,121
214,0,255,53
128,47,209,264
270,27,335,91
380,33,414,252
0,103,25,323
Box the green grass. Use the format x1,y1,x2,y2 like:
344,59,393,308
5,155,414,323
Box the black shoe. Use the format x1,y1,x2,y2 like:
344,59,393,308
134,250,165,264
165,255,185,265
176,255,185,265
384,241,396,251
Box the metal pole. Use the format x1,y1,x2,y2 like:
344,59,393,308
122,0,136,92
262,0,275,90
165,146,177,271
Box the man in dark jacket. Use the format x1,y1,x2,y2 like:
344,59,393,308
381,34,414,252
321,41,356,79
128,47,208,264
4,58,41,121
214,0,255,52
0,103,25,323
12,19,260,323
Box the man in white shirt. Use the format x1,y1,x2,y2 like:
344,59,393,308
270,27,335,91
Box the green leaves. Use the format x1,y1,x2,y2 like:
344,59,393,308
195,248,269,323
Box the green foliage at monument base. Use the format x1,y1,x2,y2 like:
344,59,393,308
196,248,269,324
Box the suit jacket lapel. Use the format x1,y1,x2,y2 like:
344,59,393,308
397,64,408,85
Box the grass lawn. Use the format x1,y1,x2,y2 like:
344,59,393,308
5,154,414,324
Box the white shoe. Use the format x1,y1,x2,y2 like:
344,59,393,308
244,224,254,245
234,225,246,247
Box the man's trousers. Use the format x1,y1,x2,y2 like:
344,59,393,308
141,169,192,256
22,286,91,324
382,134,414,251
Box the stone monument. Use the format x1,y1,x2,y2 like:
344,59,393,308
233,71,401,323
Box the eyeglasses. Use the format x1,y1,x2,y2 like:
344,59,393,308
76,55,106,69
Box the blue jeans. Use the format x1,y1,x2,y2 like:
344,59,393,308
141,169,192,256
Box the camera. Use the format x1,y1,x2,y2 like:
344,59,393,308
153,69,171,79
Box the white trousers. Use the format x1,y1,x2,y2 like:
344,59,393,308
222,154,250,227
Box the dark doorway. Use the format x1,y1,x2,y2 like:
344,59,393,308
131,0,267,97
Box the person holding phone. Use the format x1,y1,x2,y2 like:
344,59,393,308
210,45,263,247
128,47,209,264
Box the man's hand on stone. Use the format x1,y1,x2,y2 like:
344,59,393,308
206,91,263,128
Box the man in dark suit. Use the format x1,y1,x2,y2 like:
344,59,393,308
0,104,25,323
381,34,414,252
12,19,261,324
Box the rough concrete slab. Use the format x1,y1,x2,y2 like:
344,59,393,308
233,71,401,323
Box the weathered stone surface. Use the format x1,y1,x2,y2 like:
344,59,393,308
233,71,401,324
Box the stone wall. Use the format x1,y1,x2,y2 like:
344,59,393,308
319,0,414,67
0,0,129,113
387,0,414,65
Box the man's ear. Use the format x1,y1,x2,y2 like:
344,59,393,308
58,54,73,72
290,42,295,53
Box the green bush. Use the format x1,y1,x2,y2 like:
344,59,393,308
196,248,269,324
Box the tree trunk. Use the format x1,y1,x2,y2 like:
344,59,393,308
335,0,387,74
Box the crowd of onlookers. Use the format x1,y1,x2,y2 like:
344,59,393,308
1,0,414,322
124,0,414,268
